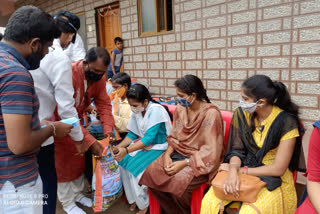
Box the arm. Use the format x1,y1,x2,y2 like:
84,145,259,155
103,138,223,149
94,80,114,135
307,180,320,213
306,127,320,213
246,137,296,177
4,114,54,154
110,51,116,75
47,54,84,142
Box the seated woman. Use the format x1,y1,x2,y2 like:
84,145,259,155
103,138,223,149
109,72,132,142
113,83,172,214
139,75,225,214
201,75,305,214
295,121,320,214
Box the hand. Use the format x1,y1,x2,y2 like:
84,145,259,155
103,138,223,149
106,132,116,142
75,140,88,156
40,120,51,127
219,163,230,172
164,160,187,176
223,168,240,198
114,147,127,162
52,121,73,138
90,141,103,159
163,154,172,170
142,145,153,151
85,105,97,114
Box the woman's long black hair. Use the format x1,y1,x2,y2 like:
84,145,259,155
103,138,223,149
242,75,302,132
174,75,211,103
126,83,173,121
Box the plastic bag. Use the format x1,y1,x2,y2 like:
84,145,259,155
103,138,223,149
92,141,123,212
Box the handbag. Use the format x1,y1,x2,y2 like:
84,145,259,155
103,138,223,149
211,170,266,203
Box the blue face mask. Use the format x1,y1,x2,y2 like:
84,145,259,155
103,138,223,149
176,96,193,107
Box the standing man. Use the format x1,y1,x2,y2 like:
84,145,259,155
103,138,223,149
54,47,115,214
30,10,87,214
64,33,86,62
0,6,72,214
107,37,123,79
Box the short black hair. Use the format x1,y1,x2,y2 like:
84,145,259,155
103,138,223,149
114,37,123,44
0,33,3,41
111,72,131,89
55,10,80,43
85,47,110,66
4,6,60,44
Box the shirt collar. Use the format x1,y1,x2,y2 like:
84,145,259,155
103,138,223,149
0,42,30,69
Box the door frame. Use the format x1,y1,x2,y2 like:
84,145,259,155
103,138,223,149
95,2,120,48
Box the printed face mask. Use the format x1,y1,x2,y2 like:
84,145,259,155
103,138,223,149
239,99,262,113
114,87,126,98
130,106,144,114
176,96,193,107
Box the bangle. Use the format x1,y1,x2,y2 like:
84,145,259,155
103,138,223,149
185,158,190,166
243,166,248,174
49,123,56,136
125,147,128,154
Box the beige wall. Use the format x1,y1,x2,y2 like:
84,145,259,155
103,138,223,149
16,0,320,128
15,0,320,184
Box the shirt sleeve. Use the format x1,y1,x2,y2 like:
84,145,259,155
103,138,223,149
45,54,83,142
280,128,299,142
140,123,162,146
307,127,320,182
126,131,138,141
0,68,34,115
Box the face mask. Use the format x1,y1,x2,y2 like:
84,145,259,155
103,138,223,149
130,106,144,114
114,87,126,98
85,69,104,82
239,99,262,113
26,46,43,70
176,96,193,108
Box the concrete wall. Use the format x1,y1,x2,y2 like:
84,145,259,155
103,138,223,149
15,0,320,128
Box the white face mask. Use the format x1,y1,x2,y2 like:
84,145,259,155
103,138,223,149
239,99,262,113
130,106,145,114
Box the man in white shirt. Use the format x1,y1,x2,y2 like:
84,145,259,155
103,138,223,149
30,10,91,214
64,33,86,62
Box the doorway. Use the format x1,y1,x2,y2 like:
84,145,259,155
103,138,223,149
96,2,121,56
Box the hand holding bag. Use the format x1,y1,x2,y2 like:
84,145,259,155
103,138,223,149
211,168,266,203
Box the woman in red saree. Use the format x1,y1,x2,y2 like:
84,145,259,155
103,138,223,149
139,75,225,214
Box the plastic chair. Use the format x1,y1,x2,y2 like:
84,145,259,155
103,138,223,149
148,110,233,214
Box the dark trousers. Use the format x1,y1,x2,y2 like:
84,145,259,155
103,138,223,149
84,150,93,186
37,144,57,214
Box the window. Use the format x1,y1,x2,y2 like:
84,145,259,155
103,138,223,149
138,0,173,36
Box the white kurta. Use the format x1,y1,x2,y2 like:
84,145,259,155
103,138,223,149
64,34,86,62
30,39,84,147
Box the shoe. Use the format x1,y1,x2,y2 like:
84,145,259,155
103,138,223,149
136,207,148,214
64,204,86,214
76,196,93,207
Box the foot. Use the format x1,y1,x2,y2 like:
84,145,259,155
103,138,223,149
129,202,136,211
76,196,93,207
64,204,86,214
136,207,148,214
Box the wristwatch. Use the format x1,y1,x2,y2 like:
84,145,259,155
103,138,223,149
185,158,190,166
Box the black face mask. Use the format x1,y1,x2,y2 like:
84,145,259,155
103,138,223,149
26,46,43,70
85,69,104,82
